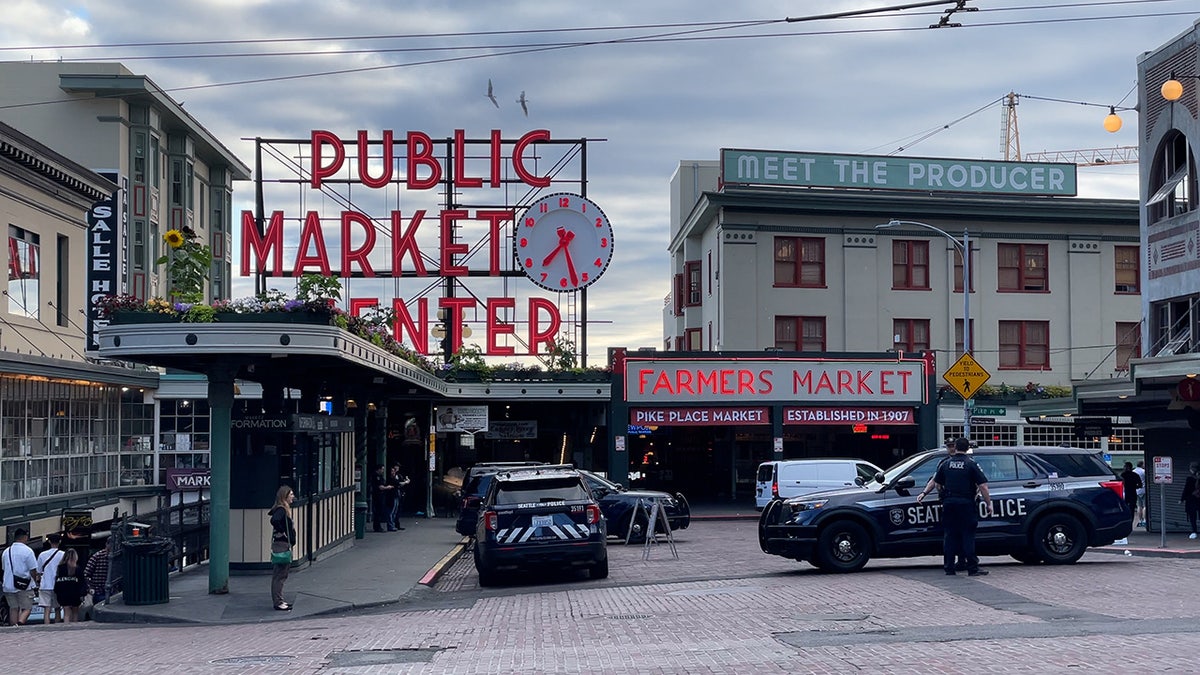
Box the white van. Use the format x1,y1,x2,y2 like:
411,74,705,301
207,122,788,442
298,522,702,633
755,459,883,510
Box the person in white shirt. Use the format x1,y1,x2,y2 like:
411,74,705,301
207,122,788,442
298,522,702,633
2,528,40,626
35,533,65,624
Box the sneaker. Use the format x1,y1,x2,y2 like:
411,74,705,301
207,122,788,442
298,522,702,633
968,569,989,577
954,562,968,572
1137,521,1146,528
944,570,956,576
1190,533,1197,540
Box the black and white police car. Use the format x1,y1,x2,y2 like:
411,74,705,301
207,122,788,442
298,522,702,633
759,445,1133,573
473,467,608,586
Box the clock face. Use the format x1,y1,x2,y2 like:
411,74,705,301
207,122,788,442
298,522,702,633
515,192,614,292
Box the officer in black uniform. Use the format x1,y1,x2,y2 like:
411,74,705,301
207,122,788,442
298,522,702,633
921,437,993,576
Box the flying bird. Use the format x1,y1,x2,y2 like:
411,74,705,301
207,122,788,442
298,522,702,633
486,79,499,108
517,91,529,116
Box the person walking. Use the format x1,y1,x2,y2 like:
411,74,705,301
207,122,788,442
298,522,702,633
53,549,85,623
35,533,65,625
268,485,296,611
84,538,112,604
2,528,40,626
1120,462,1142,524
390,464,411,531
1181,462,1200,540
1134,460,1147,527
373,465,395,532
920,437,993,576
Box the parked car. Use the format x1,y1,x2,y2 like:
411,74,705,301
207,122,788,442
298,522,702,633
758,446,1132,573
454,462,549,536
755,459,882,510
578,470,690,543
473,467,608,586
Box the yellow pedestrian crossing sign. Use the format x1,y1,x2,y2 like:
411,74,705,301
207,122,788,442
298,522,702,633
944,353,991,400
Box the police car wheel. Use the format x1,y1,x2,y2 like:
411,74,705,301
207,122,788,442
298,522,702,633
816,521,872,573
1031,513,1087,565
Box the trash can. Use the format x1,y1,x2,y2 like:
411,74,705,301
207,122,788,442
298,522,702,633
355,500,368,539
122,537,172,605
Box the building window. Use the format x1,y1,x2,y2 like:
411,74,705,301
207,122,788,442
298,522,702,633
707,251,712,296
999,320,1049,369
684,260,701,306
775,316,826,351
953,248,974,293
1114,246,1139,294
150,136,160,185
893,319,930,352
7,226,40,319
56,235,68,327
672,273,684,316
954,319,976,356
1147,131,1197,223
891,240,929,290
171,159,184,206
684,328,701,351
997,243,1048,292
774,237,825,287
1115,321,1141,371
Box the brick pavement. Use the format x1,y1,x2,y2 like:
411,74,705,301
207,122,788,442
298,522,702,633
3,519,1200,674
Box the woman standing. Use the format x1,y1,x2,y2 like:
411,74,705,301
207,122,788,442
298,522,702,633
269,486,296,611
53,549,85,623
1181,462,1200,540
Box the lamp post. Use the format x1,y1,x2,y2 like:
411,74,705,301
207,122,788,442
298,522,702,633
875,219,972,442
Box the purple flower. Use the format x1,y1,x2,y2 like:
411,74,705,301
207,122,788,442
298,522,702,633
284,299,305,311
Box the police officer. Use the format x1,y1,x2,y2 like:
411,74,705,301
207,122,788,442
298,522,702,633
919,437,993,576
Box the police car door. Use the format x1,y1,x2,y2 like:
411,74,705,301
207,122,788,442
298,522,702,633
881,455,945,548
970,454,1032,541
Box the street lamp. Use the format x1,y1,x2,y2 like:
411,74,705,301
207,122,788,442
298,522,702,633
1161,71,1200,102
875,219,973,442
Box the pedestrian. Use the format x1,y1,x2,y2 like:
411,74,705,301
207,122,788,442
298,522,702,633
84,538,112,604
269,485,296,611
917,440,970,572
35,533,65,625
53,549,85,623
1181,462,1200,540
2,528,40,626
390,464,411,531
920,437,993,576
372,465,394,532
1134,460,1147,527
1120,461,1142,523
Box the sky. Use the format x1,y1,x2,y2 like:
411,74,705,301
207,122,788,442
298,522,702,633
3,1,1198,364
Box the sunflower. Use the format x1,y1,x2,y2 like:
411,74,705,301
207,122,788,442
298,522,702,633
163,229,185,249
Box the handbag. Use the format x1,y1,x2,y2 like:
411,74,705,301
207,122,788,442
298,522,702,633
6,547,31,590
270,550,292,565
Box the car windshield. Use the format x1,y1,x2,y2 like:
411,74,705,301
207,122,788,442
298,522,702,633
870,452,943,485
581,471,621,492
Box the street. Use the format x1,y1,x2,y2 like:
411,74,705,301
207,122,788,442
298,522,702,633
4,519,1199,674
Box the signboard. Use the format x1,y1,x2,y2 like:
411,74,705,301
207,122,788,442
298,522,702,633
615,436,626,453
165,468,211,491
720,149,1077,196
625,358,925,404
60,510,93,535
783,406,914,425
85,191,120,352
943,353,991,400
1073,417,1113,440
485,420,538,440
631,407,770,426
436,405,488,433
972,406,1007,416
1154,456,1173,484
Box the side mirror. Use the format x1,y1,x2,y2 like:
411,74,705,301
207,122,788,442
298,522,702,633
873,471,886,484
853,477,865,487
893,476,916,490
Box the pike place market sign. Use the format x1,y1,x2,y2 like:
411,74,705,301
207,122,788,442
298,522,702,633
720,149,1077,196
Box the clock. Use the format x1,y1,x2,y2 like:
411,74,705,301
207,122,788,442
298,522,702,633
515,192,614,291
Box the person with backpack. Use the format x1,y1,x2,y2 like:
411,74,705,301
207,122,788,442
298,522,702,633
1181,462,1200,540
2,529,40,626
35,533,65,625
1120,462,1142,524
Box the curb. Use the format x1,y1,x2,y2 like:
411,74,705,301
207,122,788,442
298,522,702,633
689,514,759,522
1093,545,1200,559
420,537,470,586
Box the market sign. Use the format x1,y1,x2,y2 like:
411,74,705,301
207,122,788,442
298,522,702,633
631,407,770,426
165,468,211,491
784,407,914,425
436,405,489,433
720,149,1077,197
485,420,538,439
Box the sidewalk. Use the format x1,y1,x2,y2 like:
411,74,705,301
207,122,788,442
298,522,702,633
1097,525,1200,558
94,516,467,625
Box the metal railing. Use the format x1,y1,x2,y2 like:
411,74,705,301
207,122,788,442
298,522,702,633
102,494,210,605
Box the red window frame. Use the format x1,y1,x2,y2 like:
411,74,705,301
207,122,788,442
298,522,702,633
773,237,825,288
891,240,930,290
998,320,1050,369
672,273,684,316
953,248,975,293
997,243,1048,292
774,316,826,351
1114,246,1139,294
893,319,931,352
684,328,702,351
684,260,701,306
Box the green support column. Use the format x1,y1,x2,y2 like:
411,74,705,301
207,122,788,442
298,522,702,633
207,367,237,594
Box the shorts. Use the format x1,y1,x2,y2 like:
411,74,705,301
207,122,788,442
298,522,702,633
38,589,60,608
1137,492,1146,508
3,590,33,613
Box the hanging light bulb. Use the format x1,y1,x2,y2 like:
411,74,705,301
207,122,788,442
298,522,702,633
1103,106,1122,133
1162,71,1184,101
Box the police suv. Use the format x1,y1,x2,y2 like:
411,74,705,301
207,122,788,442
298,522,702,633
473,467,608,586
758,446,1132,573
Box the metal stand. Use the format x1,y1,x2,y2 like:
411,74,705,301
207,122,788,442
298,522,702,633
624,498,678,560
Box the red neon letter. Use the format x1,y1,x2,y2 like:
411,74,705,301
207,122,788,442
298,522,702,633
292,211,332,276
240,210,284,276
348,297,379,317
489,129,502,187
341,211,377,277
453,129,482,189
357,129,394,189
392,297,429,354
528,297,561,354
439,297,476,354
391,211,427,276
440,210,469,276
513,129,552,188
477,210,512,276
406,131,439,190
310,130,344,189
485,297,516,356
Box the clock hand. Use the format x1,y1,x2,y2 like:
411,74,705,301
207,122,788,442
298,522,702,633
542,241,566,266
542,227,575,267
563,245,579,287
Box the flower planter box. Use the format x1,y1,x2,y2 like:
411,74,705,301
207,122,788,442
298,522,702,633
109,311,181,325
217,312,333,325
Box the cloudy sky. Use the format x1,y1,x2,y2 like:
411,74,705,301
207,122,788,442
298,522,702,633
3,1,1198,362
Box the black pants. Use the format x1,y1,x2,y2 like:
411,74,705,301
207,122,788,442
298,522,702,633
1185,499,1199,534
943,500,979,573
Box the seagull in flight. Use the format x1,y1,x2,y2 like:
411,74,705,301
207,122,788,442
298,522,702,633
517,91,529,116
486,79,499,108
